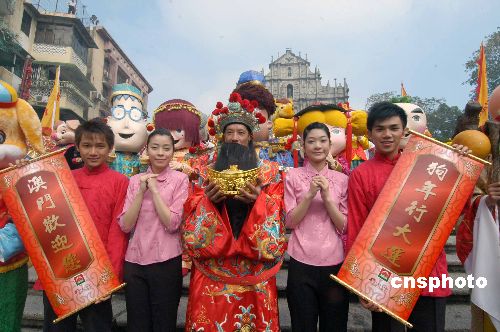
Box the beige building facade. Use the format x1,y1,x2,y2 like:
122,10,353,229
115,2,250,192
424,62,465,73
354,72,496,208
0,0,34,92
87,26,152,118
0,0,151,121
264,49,349,112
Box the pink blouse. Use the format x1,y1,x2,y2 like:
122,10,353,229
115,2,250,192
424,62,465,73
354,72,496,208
119,167,188,265
284,162,348,266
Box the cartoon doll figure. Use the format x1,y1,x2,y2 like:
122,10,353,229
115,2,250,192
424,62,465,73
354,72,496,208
153,99,209,178
396,103,431,149
107,83,149,178
51,120,82,169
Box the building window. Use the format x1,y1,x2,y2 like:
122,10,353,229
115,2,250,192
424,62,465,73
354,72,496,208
102,86,110,99
12,55,23,78
116,67,129,84
35,23,72,46
35,24,54,44
47,66,58,80
103,59,110,80
287,84,293,98
288,67,292,77
21,10,32,37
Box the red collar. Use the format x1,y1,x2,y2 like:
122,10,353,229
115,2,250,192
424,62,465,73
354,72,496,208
374,151,401,165
82,163,109,175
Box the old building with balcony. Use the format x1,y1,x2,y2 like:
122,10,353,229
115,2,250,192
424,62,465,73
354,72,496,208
0,0,152,121
0,0,34,92
27,2,98,120
87,26,152,118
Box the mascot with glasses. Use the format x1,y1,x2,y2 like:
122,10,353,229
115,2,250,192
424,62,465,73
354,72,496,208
107,83,149,178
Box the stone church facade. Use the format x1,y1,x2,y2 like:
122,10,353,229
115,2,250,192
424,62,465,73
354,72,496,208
264,49,349,112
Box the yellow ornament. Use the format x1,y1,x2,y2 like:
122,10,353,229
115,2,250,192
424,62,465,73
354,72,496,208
452,130,491,159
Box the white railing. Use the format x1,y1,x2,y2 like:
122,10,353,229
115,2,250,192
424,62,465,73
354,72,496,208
31,79,93,107
32,43,88,75
33,43,67,56
70,51,87,74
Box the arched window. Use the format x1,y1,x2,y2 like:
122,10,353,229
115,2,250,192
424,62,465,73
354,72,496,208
287,84,293,98
288,67,292,77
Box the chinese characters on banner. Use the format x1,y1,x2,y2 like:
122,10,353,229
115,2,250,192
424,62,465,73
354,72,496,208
370,155,460,275
0,151,124,322
332,134,485,326
16,171,93,279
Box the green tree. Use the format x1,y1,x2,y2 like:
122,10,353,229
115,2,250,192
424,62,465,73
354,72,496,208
464,27,500,98
427,104,463,142
408,96,446,114
390,96,413,104
365,91,397,110
365,92,446,114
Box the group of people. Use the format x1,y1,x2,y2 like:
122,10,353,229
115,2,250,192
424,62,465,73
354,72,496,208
0,74,498,332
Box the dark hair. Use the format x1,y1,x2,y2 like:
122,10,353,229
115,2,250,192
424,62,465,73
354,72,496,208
147,128,175,149
233,83,276,117
75,118,114,148
303,122,331,141
367,102,407,131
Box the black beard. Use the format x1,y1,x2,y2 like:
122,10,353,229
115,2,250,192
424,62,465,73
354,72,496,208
214,142,258,171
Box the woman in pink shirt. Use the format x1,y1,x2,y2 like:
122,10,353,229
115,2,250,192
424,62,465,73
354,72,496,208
285,122,349,332
119,128,188,332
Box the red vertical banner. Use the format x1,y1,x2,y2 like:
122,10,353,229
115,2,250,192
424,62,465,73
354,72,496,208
332,132,486,326
0,150,125,322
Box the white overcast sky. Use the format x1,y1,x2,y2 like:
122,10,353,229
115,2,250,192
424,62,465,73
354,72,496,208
80,0,500,116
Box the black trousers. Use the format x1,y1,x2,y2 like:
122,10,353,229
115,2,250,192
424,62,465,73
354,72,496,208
123,255,182,332
287,257,349,332
43,291,113,332
372,296,446,332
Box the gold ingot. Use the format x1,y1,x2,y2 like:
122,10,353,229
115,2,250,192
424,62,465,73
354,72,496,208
207,165,260,195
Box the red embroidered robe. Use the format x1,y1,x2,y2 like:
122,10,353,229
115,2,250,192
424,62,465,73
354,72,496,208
183,160,286,332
